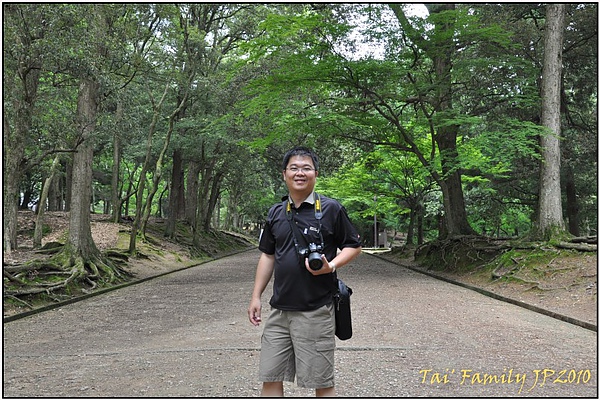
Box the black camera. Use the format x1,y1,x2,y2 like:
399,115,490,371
299,243,324,270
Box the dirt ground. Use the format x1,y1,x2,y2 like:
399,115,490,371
3,249,597,397
3,212,598,397
4,212,209,318
3,211,597,329
379,250,597,328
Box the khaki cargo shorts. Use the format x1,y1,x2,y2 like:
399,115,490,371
259,303,336,389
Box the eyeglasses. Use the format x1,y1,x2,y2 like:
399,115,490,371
286,166,315,174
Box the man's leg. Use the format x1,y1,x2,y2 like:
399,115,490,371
259,309,294,396
291,305,336,392
262,381,284,397
316,386,335,397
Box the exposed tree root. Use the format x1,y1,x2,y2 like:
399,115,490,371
415,235,510,271
3,270,28,285
33,241,64,255
5,295,33,309
3,245,132,300
415,235,598,273
517,277,583,292
556,241,597,252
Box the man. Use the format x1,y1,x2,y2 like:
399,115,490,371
248,146,362,397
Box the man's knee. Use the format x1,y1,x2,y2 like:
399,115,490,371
262,381,284,397
316,386,335,397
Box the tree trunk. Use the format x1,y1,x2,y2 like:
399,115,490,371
406,208,415,246
165,148,185,238
204,171,223,231
565,165,580,236
52,77,127,285
165,97,188,238
429,3,475,238
437,129,476,238
128,83,169,253
139,122,171,236
48,169,63,211
68,78,101,258
33,155,61,248
194,169,213,236
536,3,566,239
192,146,220,243
111,101,123,223
3,112,22,255
64,158,73,212
2,8,42,252
417,207,424,245
186,160,201,227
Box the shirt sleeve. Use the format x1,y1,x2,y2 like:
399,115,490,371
258,207,276,255
334,204,362,249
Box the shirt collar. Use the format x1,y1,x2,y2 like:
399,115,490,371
288,191,315,206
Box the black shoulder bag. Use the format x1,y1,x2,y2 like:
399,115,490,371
285,193,353,340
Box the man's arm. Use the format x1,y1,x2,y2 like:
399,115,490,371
307,246,362,276
248,252,275,326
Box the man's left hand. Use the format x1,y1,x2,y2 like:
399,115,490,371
305,255,335,275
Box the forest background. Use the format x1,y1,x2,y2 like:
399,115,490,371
3,4,597,306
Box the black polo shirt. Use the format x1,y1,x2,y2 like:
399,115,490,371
258,193,362,311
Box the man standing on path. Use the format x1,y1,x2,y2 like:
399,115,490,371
248,146,362,397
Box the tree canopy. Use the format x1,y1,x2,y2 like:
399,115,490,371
4,3,597,262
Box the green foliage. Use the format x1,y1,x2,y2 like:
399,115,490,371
318,145,438,243
465,184,532,238
4,3,597,253
461,118,543,179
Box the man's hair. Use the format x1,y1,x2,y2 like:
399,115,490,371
282,146,319,171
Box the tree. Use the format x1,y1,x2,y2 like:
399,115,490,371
3,3,596,294
389,4,477,238
3,5,138,297
139,83,190,239
67,78,104,261
3,4,44,254
239,4,515,239
59,6,131,284
33,155,61,248
558,4,597,236
466,4,596,238
535,4,567,240
165,4,261,237
128,83,170,254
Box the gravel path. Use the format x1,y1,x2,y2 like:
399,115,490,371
3,250,597,397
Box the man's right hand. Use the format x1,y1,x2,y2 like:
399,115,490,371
248,298,262,326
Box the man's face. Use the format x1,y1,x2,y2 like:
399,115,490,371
283,155,318,193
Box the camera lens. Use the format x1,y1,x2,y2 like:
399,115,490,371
308,252,323,270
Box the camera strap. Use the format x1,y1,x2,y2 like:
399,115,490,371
284,193,339,292
285,192,324,258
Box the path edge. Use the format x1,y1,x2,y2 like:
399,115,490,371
370,253,597,333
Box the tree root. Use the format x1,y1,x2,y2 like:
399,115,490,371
509,275,542,287
36,241,65,253
3,270,28,285
3,247,132,300
556,242,597,252
415,235,509,271
5,295,33,309
4,259,64,274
